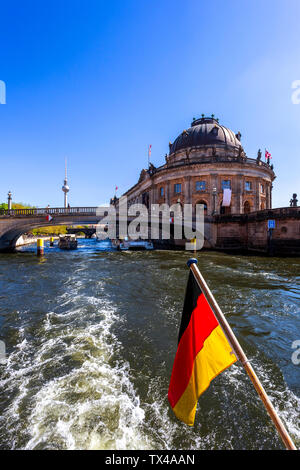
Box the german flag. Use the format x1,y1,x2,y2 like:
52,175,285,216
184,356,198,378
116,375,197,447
168,270,237,426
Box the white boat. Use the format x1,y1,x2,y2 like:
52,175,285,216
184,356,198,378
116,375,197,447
113,238,154,251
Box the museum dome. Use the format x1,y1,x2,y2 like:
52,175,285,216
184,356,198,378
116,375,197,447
169,116,242,154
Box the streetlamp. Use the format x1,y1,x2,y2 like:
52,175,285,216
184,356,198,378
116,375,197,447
7,191,12,210
176,197,183,214
174,198,183,224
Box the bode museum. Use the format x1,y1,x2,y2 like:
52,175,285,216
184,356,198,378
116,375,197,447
123,115,275,216
114,115,299,256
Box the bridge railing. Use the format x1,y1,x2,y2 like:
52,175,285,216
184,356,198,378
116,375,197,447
0,207,98,217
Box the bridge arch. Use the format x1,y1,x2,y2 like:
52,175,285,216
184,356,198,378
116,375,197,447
0,207,216,252
0,208,101,252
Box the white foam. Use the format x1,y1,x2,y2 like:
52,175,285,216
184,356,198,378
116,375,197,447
17,298,152,450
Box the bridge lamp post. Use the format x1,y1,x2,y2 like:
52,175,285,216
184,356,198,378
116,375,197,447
176,197,183,217
177,197,183,208
7,191,12,211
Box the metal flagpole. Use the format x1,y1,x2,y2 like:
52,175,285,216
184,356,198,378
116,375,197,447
187,258,297,451
148,144,151,168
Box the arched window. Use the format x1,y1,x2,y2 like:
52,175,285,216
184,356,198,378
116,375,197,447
244,201,251,213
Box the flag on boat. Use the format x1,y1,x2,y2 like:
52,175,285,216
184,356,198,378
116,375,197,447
168,270,237,426
45,214,53,222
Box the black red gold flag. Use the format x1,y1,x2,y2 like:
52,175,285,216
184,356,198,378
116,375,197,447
168,270,237,425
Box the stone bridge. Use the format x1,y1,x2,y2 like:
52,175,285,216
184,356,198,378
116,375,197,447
1,206,298,254
0,207,213,252
66,226,98,238
0,207,102,251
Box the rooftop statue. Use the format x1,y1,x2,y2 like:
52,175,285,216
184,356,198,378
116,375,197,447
290,193,298,207
257,149,262,163
148,163,156,175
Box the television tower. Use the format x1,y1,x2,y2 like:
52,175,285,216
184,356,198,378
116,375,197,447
62,158,69,208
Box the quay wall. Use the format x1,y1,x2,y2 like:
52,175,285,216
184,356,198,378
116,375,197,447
213,207,300,256
15,235,59,247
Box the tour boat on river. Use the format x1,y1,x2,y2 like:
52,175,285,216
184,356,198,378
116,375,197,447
58,234,78,250
112,238,154,251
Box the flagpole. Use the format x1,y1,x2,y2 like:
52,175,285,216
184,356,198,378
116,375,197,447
148,144,151,168
187,258,297,451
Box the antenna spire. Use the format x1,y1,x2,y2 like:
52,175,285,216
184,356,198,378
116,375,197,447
65,157,67,180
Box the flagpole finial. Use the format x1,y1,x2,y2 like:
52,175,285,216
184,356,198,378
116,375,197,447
187,258,198,268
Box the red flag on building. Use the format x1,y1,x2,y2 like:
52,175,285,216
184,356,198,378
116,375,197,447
265,149,272,160
148,145,152,166
168,270,237,426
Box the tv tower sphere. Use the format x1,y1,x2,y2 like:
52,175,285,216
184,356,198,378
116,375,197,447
62,180,69,194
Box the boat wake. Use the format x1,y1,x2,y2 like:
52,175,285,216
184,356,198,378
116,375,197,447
0,287,152,449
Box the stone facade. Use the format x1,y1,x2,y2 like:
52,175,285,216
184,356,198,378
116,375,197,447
213,207,300,256
122,116,275,216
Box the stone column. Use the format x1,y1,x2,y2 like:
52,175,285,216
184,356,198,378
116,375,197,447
149,182,157,208
166,180,171,206
184,176,192,204
210,174,218,214
236,176,243,214
255,180,260,211
7,191,12,210
148,187,152,210
151,184,157,206
266,184,269,209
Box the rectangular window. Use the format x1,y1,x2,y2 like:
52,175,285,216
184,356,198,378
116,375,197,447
174,183,181,194
222,180,231,190
260,183,265,193
245,181,252,191
196,181,206,191
160,187,164,197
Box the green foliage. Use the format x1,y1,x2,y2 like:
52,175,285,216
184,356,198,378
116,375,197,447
0,202,35,209
30,226,68,236
12,202,35,209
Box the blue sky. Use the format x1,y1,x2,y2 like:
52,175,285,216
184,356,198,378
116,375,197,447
0,0,299,208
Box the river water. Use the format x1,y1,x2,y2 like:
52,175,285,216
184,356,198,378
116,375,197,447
0,239,299,450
